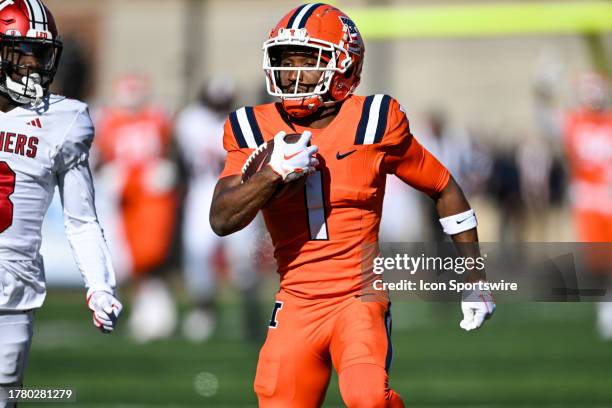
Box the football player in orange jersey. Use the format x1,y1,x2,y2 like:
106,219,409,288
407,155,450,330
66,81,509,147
563,72,612,338
95,74,180,342
210,4,495,407
564,72,612,244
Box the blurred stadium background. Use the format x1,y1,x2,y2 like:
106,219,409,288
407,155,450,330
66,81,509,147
27,0,612,406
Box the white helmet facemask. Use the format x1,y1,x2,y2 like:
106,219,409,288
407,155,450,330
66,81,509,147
262,28,352,99
1,70,44,106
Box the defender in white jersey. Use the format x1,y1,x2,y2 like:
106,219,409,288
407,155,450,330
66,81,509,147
0,1,122,405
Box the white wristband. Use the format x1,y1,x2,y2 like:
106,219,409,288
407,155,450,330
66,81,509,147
440,209,478,235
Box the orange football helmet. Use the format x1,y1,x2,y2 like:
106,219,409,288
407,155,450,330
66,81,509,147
0,0,62,105
263,3,365,117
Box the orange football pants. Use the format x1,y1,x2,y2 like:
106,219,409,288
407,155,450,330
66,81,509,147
573,210,612,272
254,290,405,408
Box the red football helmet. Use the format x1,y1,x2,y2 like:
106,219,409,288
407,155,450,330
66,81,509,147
0,0,62,105
263,3,365,117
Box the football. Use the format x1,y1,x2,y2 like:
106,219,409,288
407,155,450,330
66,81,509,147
241,133,307,200
241,133,303,182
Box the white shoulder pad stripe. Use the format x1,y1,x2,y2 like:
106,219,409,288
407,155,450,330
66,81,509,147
354,94,392,145
363,94,384,145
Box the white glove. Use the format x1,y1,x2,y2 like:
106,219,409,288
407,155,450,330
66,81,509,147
268,131,319,182
460,282,495,331
87,289,123,333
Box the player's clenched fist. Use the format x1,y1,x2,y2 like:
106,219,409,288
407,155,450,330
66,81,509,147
268,131,319,182
87,289,123,333
460,283,495,331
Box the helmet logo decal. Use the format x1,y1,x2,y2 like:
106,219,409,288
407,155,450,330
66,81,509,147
339,16,362,55
277,27,309,42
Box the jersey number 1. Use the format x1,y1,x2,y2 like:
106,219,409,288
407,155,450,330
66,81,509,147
305,171,329,240
0,161,16,233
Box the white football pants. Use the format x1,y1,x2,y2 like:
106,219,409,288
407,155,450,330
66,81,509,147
0,311,33,408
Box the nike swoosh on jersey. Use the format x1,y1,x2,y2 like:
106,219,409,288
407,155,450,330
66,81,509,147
336,149,357,160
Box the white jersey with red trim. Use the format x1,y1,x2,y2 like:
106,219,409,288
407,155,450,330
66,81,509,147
0,94,115,310
0,95,88,259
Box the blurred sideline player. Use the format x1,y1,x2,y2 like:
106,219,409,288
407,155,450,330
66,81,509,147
418,109,472,241
563,72,612,338
210,4,495,407
94,74,178,342
0,1,121,405
175,76,262,342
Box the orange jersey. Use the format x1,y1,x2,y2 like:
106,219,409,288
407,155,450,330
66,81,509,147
564,108,612,246
95,106,178,275
220,94,450,298
564,108,612,216
565,109,612,186
95,106,173,166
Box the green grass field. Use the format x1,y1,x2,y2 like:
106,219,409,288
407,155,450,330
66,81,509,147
22,288,612,408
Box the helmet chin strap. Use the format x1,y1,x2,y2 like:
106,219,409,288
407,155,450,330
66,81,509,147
321,99,340,109
281,95,343,118
4,73,44,106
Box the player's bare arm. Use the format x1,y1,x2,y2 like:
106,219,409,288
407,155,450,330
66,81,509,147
434,176,477,240
211,129,318,236
433,176,494,330
434,175,481,268
384,111,494,329
210,169,281,236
